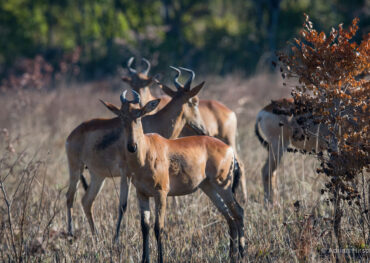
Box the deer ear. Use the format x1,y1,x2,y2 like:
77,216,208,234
100,100,121,116
141,99,161,116
159,83,176,97
189,81,205,97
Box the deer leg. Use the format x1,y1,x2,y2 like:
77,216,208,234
114,174,130,242
200,181,238,262
137,191,151,263
262,141,283,206
154,191,167,263
66,159,83,236
216,187,246,259
262,158,274,205
81,173,105,235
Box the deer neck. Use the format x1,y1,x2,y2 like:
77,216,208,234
144,97,186,139
139,87,154,105
128,119,148,167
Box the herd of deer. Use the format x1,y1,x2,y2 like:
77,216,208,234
65,57,329,262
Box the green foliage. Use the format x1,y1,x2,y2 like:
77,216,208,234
0,0,367,80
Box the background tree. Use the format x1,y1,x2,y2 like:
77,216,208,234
0,0,368,83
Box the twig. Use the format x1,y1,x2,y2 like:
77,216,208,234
0,147,27,183
0,180,17,260
201,220,222,229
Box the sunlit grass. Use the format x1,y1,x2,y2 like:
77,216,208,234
0,74,367,262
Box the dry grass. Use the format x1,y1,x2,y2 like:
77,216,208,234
0,74,368,262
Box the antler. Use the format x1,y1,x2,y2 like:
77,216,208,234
120,90,141,104
179,67,195,91
170,66,182,90
120,90,128,104
127,57,137,74
131,90,141,104
141,58,151,76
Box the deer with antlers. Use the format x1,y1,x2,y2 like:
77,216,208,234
65,67,208,238
121,57,171,113
124,57,247,201
255,98,330,204
101,89,245,263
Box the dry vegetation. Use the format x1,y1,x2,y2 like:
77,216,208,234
278,16,370,253
0,73,368,262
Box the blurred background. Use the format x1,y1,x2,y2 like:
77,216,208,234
0,0,368,88
0,2,369,261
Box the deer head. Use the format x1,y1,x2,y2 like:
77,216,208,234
101,90,160,153
121,57,154,91
156,66,208,136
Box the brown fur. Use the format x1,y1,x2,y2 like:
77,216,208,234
178,99,247,202
65,86,207,237
199,100,237,146
126,65,242,185
146,85,247,202
68,118,120,135
124,65,244,194
107,99,245,263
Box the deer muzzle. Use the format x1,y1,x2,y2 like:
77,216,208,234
127,143,137,153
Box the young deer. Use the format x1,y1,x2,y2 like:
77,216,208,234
65,68,207,238
122,58,246,200
255,98,330,204
101,90,245,263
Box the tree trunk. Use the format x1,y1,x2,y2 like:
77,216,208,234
267,0,281,53
333,185,343,262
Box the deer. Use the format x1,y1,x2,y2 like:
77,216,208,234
65,67,208,239
255,98,331,204
100,89,245,263
121,57,171,113
123,57,247,201
170,67,247,201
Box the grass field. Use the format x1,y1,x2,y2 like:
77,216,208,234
0,73,368,262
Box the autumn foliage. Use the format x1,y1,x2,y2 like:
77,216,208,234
278,15,369,246
0,48,81,92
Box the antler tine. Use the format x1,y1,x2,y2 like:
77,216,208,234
153,73,161,84
131,90,141,104
179,67,195,91
169,66,182,90
120,90,128,104
141,58,151,76
127,57,137,74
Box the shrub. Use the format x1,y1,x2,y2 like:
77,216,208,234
278,14,369,248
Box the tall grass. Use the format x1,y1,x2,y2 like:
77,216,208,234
0,74,368,262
